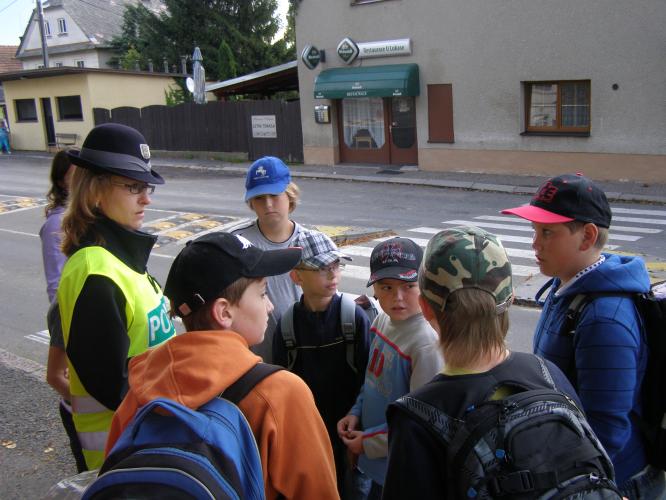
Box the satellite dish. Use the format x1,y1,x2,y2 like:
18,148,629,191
185,77,195,93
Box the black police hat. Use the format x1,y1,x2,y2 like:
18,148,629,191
67,123,164,184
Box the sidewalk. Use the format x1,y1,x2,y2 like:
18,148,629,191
150,154,666,205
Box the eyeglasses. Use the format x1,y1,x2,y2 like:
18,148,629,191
298,262,346,276
111,182,155,195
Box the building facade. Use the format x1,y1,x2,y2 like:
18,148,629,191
15,0,164,70
1,68,178,151
295,0,665,181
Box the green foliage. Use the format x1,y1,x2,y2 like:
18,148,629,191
164,79,193,106
216,40,237,81
111,0,293,80
119,47,143,71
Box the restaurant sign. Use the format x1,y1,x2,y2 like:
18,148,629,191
358,38,412,59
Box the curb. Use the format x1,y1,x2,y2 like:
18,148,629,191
152,161,666,206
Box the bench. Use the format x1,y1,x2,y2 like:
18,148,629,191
55,133,78,148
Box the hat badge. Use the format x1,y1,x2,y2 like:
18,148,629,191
255,166,267,178
139,144,151,160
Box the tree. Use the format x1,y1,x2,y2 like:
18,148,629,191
216,40,238,81
111,0,290,78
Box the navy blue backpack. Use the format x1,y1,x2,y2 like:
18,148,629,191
82,363,282,500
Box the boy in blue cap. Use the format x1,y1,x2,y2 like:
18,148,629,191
231,156,304,362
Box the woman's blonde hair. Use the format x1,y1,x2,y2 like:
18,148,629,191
429,287,509,368
61,167,111,256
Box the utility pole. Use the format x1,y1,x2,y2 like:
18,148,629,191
36,0,49,68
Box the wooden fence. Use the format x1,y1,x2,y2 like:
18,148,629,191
93,100,303,162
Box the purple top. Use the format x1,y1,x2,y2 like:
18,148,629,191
40,206,67,302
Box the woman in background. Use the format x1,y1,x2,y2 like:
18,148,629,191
40,150,86,472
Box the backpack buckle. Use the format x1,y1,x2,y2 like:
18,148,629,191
489,470,534,495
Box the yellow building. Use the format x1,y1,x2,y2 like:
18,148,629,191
0,67,182,151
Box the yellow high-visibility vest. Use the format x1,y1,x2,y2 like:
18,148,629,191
58,245,175,469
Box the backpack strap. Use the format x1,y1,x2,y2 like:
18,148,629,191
221,363,283,405
534,278,556,305
280,303,298,371
340,293,358,374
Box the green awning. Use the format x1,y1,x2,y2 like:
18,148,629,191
314,64,419,99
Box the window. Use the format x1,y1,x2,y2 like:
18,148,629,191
56,95,83,120
524,80,590,134
44,21,51,36
57,18,67,34
427,84,454,143
342,98,385,149
54,62,63,67
76,60,85,68
15,99,38,122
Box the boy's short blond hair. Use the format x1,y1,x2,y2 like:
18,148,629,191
427,288,509,367
247,181,300,213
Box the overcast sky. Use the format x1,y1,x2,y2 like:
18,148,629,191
0,0,290,46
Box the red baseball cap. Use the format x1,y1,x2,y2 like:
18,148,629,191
501,173,611,228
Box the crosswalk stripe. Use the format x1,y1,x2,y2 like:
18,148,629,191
612,216,666,226
612,207,666,217
344,246,374,258
472,215,660,234
414,223,642,242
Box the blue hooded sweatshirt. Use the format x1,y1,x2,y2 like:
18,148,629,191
534,253,650,485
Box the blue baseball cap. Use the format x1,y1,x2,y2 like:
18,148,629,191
244,156,291,202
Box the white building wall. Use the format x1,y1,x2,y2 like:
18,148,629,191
296,0,666,157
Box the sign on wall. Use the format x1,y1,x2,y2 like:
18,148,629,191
302,45,322,70
337,38,360,65
337,38,412,64
358,39,412,59
251,115,277,138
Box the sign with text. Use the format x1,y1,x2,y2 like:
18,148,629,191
302,45,322,70
251,115,277,138
337,37,359,64
358,38,412,59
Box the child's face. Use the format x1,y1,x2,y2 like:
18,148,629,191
531,222,589,282
229,278,274,346
249,192,291,227
292,262,341,300
373,278,421,321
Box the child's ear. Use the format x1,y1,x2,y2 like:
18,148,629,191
419,295,435,320
210,297,234,330
418,295,441,334
289,269,303,286
580,223,599,251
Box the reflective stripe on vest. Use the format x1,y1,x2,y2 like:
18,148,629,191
71,395,108,414
58,245,176,470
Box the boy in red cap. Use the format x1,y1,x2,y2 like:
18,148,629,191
502,173,664,499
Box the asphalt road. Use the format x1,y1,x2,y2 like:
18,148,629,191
0,154,664,497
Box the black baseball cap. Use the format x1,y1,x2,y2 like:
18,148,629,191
367,237,423,287
501,173,611,228
67,123,165,185
164,232,302,317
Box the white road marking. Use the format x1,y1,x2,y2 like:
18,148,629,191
413,224,641,242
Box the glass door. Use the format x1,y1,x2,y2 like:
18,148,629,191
389,96,418,165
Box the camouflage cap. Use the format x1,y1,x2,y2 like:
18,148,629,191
420,226,513,314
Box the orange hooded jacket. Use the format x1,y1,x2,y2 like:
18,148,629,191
106,330,339,500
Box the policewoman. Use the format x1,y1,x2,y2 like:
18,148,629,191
57,123,176,470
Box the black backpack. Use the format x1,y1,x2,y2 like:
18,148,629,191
280,293,377,373
554,280,666,471
392,355,622,499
